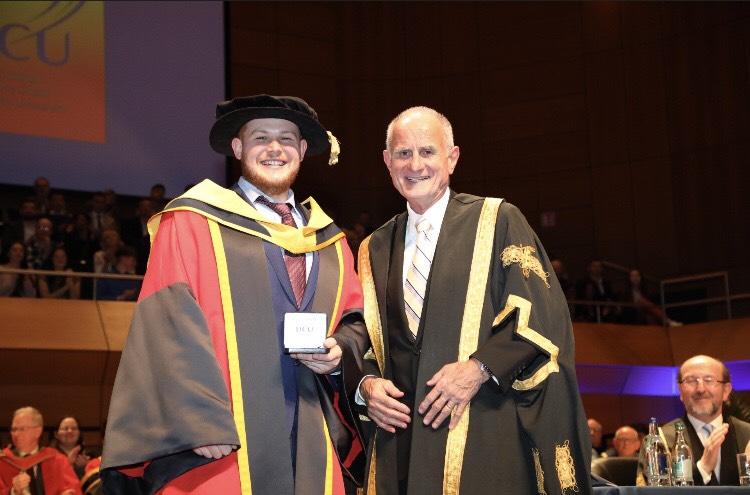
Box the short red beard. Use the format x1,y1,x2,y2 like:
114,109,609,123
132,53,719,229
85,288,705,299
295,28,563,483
244,165,299,198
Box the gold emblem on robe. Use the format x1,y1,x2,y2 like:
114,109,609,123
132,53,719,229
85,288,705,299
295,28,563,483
555,440,578,493
533,448,547,495
501,244,550,288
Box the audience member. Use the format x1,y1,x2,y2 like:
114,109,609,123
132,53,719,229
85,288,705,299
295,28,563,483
120,198,154,274
637,355,750,486
551,256,574,300
0,241,36,297
87,193,116,240
48,193,73,242
0,406,81,495
50,416,91,479
4,198,39,245
575,260,619,322
25,217,55,269
33,176,51,214
63,213,97,273
95,247,140,301
92,229,122,274
38,247,81,299
101,189,120,219
148,183,167,210
589,417,606,459
621,269,682,327
606,425,641,457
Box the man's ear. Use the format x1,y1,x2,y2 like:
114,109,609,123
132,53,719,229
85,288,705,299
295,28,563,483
448,145,460,174
383,149,392,171
231,137,243,160
299,139,308,161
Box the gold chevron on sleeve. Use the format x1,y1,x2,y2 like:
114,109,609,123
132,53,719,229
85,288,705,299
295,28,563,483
492,294,559,391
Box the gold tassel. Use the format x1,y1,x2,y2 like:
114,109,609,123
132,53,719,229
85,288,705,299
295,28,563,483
327,131,340,165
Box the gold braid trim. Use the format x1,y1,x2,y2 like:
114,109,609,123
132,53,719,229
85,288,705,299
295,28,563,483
555,440,578,493
442,197,502,495
501,245,550,288
533,448,547,495
357,235,385,373
366,442,377,495
492,295,560,391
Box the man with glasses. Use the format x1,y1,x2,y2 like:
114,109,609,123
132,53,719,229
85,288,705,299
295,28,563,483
0,406,81,494
639,355,750,485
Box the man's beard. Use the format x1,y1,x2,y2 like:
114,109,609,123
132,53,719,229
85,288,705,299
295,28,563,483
245,165,299,198
687,393,721,418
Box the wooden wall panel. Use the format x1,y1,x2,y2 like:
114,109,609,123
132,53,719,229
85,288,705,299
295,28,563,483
226,1,750,284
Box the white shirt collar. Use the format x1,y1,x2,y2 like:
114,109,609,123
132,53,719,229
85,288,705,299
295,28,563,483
406,188,450,235
238,176,296,206
686,413,724,438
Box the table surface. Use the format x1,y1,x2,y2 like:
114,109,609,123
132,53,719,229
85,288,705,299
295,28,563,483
594,487,750,495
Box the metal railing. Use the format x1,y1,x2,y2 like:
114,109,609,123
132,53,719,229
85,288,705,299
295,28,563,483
3,266,749,324
0,266,143,301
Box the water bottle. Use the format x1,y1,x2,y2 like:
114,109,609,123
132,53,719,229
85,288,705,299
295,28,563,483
672,421,694,486
644,417,672,486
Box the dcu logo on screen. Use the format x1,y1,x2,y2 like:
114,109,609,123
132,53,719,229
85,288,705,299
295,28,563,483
0,1,85,66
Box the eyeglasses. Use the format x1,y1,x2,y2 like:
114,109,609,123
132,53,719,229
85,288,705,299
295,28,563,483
10,426,40,433
678,376,728,388
58,427,79,432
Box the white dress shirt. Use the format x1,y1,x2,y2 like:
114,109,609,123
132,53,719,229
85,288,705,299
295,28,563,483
237,177,312,280
401,188,450,287
687,414,725,484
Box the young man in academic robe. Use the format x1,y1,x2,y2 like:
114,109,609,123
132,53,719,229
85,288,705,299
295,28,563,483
337,106,592,494
101,95,365,494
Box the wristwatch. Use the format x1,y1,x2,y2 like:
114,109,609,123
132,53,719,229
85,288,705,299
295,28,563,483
476,359,492,379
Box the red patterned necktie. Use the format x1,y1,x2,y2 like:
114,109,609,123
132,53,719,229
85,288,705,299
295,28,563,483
256,197,306,307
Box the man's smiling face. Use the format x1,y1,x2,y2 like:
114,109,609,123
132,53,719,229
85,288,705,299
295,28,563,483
383,110,459,214
232,118,307,201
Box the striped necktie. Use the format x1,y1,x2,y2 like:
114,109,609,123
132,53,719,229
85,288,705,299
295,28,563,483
404,218,433,337
255,196,306,307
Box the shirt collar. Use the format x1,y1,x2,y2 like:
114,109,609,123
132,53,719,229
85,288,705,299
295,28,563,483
686,413,724,434
238,176,295,206
406,188,450,235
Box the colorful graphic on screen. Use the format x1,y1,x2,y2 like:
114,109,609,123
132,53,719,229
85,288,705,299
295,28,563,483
0,1,105,142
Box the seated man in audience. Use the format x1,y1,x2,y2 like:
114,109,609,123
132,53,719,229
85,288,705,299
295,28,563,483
588,418,606,459
95,247,141,301
575,260,619,322
2,199,38,248
0,406,82,495
605,426,640,457
637,355,750,486
120,198,155,274
25,217,54,270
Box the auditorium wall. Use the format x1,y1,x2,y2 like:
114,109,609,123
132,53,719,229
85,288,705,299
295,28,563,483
227,2,750,291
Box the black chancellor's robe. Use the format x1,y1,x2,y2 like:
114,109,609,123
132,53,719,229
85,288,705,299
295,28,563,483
338,192,591,495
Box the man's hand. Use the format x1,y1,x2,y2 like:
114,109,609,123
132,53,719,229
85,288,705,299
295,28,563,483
12,471,31,493
698,423,729,474
292,337,342,374
418,358,489,430
193,444,234,459
361,377,411,433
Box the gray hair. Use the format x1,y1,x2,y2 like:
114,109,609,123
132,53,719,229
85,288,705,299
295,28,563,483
14,406,43,427
385,106,454,151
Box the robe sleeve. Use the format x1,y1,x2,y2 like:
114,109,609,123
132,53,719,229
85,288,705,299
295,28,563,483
48,452,83,495
474,201,592,494
101,212,240,493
